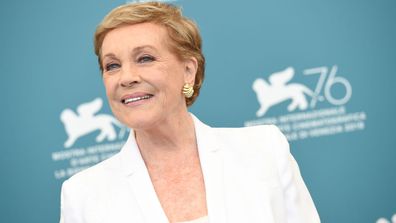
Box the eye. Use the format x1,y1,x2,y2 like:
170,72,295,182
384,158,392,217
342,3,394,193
105,63,120,71
137,55,155,64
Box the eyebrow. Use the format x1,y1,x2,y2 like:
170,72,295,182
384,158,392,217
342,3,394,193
101,45,158,61
132,45,158,54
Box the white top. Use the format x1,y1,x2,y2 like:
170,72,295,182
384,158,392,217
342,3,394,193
60,114,320,223
177,216,209,223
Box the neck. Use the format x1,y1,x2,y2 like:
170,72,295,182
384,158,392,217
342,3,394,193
134,110,197,166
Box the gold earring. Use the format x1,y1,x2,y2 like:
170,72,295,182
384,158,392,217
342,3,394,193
183,83,194,98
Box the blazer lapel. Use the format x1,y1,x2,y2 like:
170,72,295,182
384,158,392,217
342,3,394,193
192,114,227,223
116,114,227,223
119,131,169,223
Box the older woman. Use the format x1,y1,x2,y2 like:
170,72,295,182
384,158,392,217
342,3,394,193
60,2,320,223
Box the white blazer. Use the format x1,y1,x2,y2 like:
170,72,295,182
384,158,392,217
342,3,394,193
60,114,320,223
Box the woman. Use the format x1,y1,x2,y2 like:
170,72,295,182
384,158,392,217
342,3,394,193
60,2,320,223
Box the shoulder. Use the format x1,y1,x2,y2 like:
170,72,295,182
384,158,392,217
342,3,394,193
61,152,122,196
192,113,286,146
60,152,126,222
214,124,284,137
213,124,289,153
210,125,290,172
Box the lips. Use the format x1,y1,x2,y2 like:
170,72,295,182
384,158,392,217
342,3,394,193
121,93,154,104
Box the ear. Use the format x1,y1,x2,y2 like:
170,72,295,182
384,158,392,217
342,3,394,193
183,57,198,84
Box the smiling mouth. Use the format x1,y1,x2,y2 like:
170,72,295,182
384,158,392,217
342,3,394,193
121,94,153,104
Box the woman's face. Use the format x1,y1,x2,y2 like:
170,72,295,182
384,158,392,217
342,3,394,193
100,22,196,129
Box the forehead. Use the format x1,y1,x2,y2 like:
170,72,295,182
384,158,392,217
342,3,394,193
101,22,170,55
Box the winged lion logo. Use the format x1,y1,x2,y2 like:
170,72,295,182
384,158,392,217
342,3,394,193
253,67,314,117
60,98,126,148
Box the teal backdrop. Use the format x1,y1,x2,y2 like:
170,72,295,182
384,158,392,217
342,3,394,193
0,0,395,222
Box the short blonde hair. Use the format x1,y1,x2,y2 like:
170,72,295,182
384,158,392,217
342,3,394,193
94,2,205,106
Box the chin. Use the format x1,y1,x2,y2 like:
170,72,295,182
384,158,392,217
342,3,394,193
118,111,161,130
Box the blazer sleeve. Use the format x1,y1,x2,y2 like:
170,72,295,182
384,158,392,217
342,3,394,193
59,180,66,223
59,179,84,223
59,180,71,223
271,125,321,223
59,187,64,223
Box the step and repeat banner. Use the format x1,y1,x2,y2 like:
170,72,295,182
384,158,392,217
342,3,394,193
0,0,395,222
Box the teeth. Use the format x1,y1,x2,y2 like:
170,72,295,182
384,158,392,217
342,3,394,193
123,95,152,104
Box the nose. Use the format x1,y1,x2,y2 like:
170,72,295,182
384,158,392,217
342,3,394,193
120,64,141,88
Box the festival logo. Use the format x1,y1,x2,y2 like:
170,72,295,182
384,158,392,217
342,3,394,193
60,97,125,148
245,65,367,141
51,98,128,180
253,67,313,117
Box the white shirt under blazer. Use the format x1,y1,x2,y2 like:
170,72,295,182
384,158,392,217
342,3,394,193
60,114,320,223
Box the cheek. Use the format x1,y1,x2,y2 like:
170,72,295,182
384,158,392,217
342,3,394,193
166,70,185,93
159,78,183,99
102,77,116,97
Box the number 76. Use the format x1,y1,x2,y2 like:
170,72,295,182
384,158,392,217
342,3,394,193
303,65,352,108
